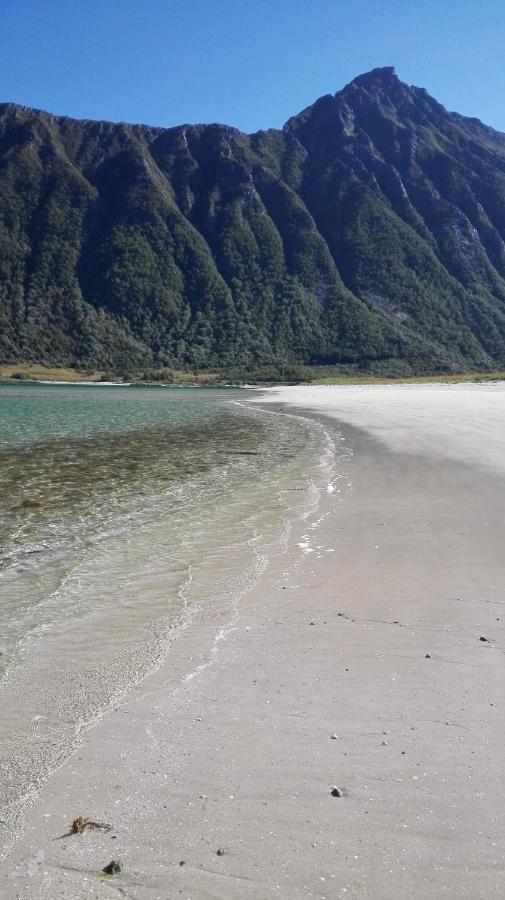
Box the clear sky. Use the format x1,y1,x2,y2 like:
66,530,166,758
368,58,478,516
1,0,505,133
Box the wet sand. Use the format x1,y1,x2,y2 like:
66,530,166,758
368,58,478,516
1,384,505,898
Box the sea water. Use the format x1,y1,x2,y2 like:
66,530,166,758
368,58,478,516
0,383,337,855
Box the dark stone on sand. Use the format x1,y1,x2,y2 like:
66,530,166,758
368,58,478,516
331,786,343,797
216,848,225,856
425,653,432,658
102,860,121,875
480,635,491,641
179,860,186,866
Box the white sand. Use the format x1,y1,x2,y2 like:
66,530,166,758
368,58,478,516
1,383,505,898
255,382,505,477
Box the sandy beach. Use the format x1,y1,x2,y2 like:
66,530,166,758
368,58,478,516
1,383,505,899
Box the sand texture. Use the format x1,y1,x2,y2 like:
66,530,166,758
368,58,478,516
1,383,504,898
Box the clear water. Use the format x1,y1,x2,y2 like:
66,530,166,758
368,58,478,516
0,383,336,856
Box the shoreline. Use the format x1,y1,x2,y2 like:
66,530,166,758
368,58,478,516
2,361,505,389
1,385,505,898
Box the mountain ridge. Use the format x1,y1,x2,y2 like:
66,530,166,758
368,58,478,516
4,66,500,135
2,68,505,374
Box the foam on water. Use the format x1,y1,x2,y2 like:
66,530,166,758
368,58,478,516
0,384,340,856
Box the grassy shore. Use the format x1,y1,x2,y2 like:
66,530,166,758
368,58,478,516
2,362,505,386
0,363,223,385
0,364,104,382
311,369,505,385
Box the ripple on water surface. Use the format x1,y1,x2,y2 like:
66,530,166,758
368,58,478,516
0,384,337,856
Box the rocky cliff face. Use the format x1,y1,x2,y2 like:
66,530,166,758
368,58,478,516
2,67,505,372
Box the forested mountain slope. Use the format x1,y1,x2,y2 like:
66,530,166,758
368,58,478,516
2,66,505,372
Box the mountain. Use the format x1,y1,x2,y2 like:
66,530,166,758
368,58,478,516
2,66,505,374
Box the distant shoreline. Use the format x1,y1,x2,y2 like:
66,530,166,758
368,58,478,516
2,362,505,388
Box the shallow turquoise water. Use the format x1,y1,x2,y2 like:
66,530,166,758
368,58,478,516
0,383,337,855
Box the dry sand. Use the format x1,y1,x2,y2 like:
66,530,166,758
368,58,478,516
1,383,505,898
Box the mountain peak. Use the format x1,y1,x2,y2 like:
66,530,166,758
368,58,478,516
345,66,399,92
283,66,405,138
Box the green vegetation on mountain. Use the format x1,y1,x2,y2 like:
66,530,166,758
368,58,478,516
2,66,505,373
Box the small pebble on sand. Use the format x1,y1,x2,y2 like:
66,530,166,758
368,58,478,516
102,860,121,876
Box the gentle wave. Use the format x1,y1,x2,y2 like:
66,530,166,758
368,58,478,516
0,386,339,857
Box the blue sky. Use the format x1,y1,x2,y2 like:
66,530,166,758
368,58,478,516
1,0,505,132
